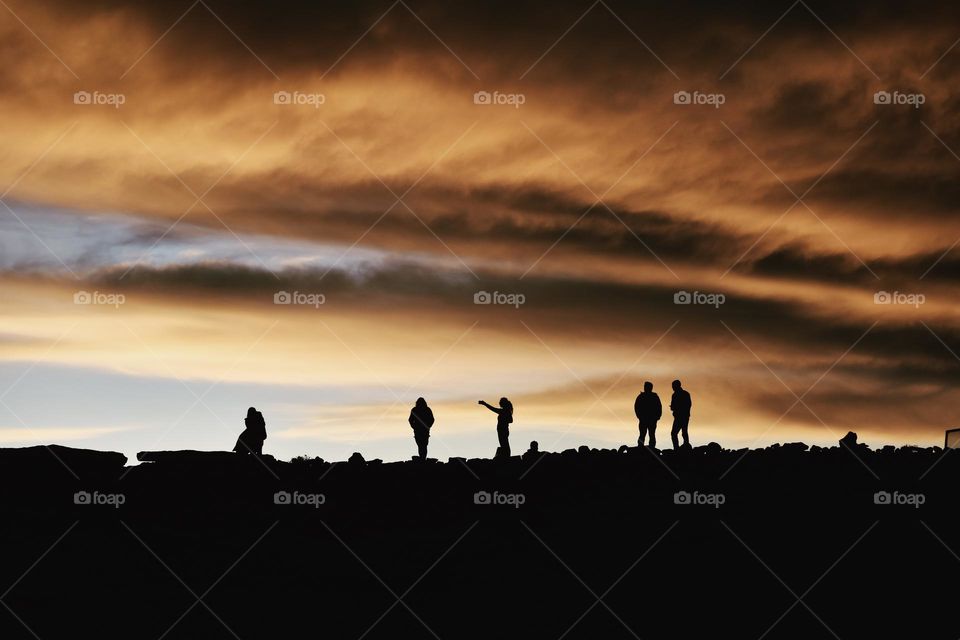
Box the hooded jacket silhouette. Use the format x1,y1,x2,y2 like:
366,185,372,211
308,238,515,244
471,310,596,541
234,407,267,455
409,398,435,459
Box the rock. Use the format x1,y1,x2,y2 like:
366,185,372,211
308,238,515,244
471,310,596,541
839,431,858,447
136,450,277,468
0,445,127,476
138,450,237,464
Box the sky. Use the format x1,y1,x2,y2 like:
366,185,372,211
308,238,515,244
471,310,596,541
1,0,959,463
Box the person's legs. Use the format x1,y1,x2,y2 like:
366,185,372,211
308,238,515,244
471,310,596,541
671,418,681,450
649,423,657,449
638,421,648,447
680,417,690,447
498,427,510,458
414,429,428,459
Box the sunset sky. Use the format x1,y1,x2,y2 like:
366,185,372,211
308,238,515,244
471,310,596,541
2,0,959,463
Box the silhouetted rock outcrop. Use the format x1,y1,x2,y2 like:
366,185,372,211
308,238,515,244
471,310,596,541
839,431,860,448
137,450,277,465
0,440,955,638
0,444,126,475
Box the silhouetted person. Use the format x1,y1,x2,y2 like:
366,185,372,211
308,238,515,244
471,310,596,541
234,407,266,455
479,397,513,459
409,397,435,460
670,380,692,450
634,381,662,448
523,440,542,462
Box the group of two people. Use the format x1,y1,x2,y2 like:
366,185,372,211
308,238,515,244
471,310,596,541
409,397,513,460
634,379,692,450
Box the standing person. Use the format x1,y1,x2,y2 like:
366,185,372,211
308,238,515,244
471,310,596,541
234,407,267,455
670,380,692,450
479,397,513,459
634,381,662,448
408,397,435,460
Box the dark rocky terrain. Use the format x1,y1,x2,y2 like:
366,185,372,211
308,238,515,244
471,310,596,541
0,440,956,639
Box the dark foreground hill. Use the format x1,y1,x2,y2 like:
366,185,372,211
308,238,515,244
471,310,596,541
0,441,957,639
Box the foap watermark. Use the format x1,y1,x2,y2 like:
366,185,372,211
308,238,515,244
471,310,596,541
674,290,725,308
274,90,326,108
74,290,126,308
874,291,925,308
474,290,525,308
674,490,725,508
474,490,526,508
73,90,126,108
274,291,326,308
473,90,526,108
874,490,925,508
74,490,126,508
873,90,925,109
274,491,326,508
673,90,725,108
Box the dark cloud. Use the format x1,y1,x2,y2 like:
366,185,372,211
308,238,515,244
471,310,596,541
15,0,960,84
81,259,960,383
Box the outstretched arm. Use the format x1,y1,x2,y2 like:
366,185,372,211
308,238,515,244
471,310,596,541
478,400,501,414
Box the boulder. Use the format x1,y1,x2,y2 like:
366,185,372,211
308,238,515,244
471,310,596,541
137,450,276,465
0,445,127,476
